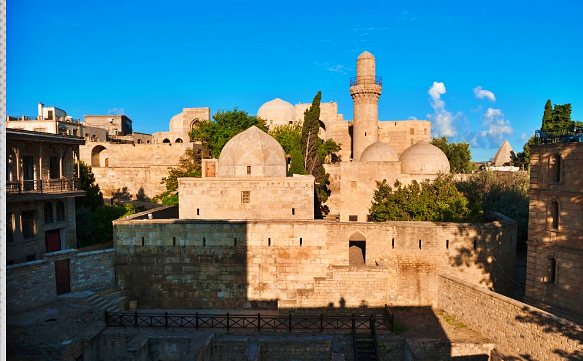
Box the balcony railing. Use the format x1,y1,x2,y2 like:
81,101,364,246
6,178,80,195
350,76,382,87
534,127,583,144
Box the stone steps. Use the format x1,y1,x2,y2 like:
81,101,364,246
86,288,125,313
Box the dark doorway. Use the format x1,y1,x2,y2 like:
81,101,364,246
55,259,71,294
46,229,61,253
349,241,366,266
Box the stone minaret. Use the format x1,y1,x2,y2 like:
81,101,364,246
350,51,382,161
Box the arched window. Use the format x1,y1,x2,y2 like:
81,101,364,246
44,202,54,224
550,200,559,230
545,257,557,284
137,139,142,144
175,138,183,143
162,138,171,144
91,145,107,167
551,154,562,182
56,201,65,222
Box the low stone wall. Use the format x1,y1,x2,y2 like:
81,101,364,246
6,249,116,313
437,274,583,360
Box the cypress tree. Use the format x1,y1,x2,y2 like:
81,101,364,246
301,91,322,175
541,99,553,131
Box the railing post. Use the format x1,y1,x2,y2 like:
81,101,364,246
369,314,373,330
352,314,355,331
165,312,168,328
226,312,230,331
39,179,42,193
320,314,323,332
134,311,138,328
196,312,199,329
288,312,292,332
258,313,261,331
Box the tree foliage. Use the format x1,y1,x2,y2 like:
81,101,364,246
154,147,203,205
510,136,535,170
75,161,104,210
431,137,474,173
541,99,575,133
77,203,139,248
269,124,306,175
190,109,267,158
368,175,470,222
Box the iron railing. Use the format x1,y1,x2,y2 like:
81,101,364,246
534,128,583,144
105,310,393,333
349,76,382,86
6,178,79,194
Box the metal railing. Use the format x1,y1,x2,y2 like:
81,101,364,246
6,178,79,194
349,76,382,86
105,310,393,333
534,128,583,144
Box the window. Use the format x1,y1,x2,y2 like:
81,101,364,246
56,201,65,222
22,211,36,239
44,202,54,224
349,215,358,222
410,128,415,135
550,200,559,230
550,154,561,183
246,166,251,175
292,208,295,215
6,212,14,243
544,257,557,284
241,191,250,204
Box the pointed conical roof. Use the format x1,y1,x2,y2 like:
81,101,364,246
492,140,513,166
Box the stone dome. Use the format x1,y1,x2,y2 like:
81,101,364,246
400,142,450,175
218,125,287,177
169,112,185,133
257,98,296,128
359,142,399,162
358,51,375,60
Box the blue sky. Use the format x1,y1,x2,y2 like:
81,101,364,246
8,0,583,161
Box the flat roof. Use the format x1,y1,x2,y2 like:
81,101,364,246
7,128,85,145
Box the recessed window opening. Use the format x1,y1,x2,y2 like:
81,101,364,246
234,237,237,247
364,132,367,136
141,237,145,246
551,200,559,229
391,238,395,249
446,239,449,249
546,257,557,284
473,239,477,250
551,154,561,182
418,239,422,249
300,238,303,247
247,165,251,175
292,208,295,215
173,237,176,246
197,208,200,216
203,237,206,247
268,238,271,247
44,202,54,224
241,191,251,204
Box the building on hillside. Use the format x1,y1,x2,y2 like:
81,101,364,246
525,139,583,318
6,129,85,265
6,102,82,137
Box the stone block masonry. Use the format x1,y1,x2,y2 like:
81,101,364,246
114,214,517,309
6,248,116,312
437,274,583,360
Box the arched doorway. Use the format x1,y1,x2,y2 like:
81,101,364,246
348,231,366,266
175,138,183,143
91,145,107,167
162,138,171,144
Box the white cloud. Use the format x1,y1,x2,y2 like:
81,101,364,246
473,86,496,102
108,107,125,115
472,107,512,147
427,81,456,137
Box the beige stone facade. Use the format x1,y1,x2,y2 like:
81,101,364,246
6,129,85,264
152,107,210,143
525,142,583,317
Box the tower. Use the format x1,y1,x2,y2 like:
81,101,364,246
350,51,382,161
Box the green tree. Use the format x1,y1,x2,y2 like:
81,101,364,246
541,99,575,133
431,137,474,173
510,136,535,170
302,91,323,175
368,175,471,222
75,161,104,210
541,99,553,131
154,147,203,205
190,109,267,158
269,124,306,175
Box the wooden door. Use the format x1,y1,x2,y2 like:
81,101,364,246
46,229,61,253
55,259,71,294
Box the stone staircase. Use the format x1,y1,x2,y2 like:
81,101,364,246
86,288,126,313
353,331,378,361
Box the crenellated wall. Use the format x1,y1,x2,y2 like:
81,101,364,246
113,214,516,309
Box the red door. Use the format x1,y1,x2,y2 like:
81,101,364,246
55,259,71,294
46,229,61,253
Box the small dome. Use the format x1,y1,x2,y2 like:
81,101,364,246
400,142,450,175
169,112,184,133
218,126,287,177
257,98,296,127
358,51,375,60
360,142,399,162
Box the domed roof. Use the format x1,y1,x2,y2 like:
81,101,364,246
358,51,375,60
257,98,295,127
169,112,185,132
360,142,399,162
218,126,287,177
400,142,450,175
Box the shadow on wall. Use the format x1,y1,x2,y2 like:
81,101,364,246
448,212,518,297
515,306,583,361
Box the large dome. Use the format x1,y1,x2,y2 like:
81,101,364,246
257,98,295,128
400,142,450,175
218,126,287,177
360,141,399,162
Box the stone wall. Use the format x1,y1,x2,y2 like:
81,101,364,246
378,120,431,155
437,274,583,360
526,142,583,317
178,176,315,220
114,215,516,309
6,249,115,312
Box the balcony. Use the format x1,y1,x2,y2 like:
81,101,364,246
6,178,80,195
534,127,583,144
349,76,382,87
